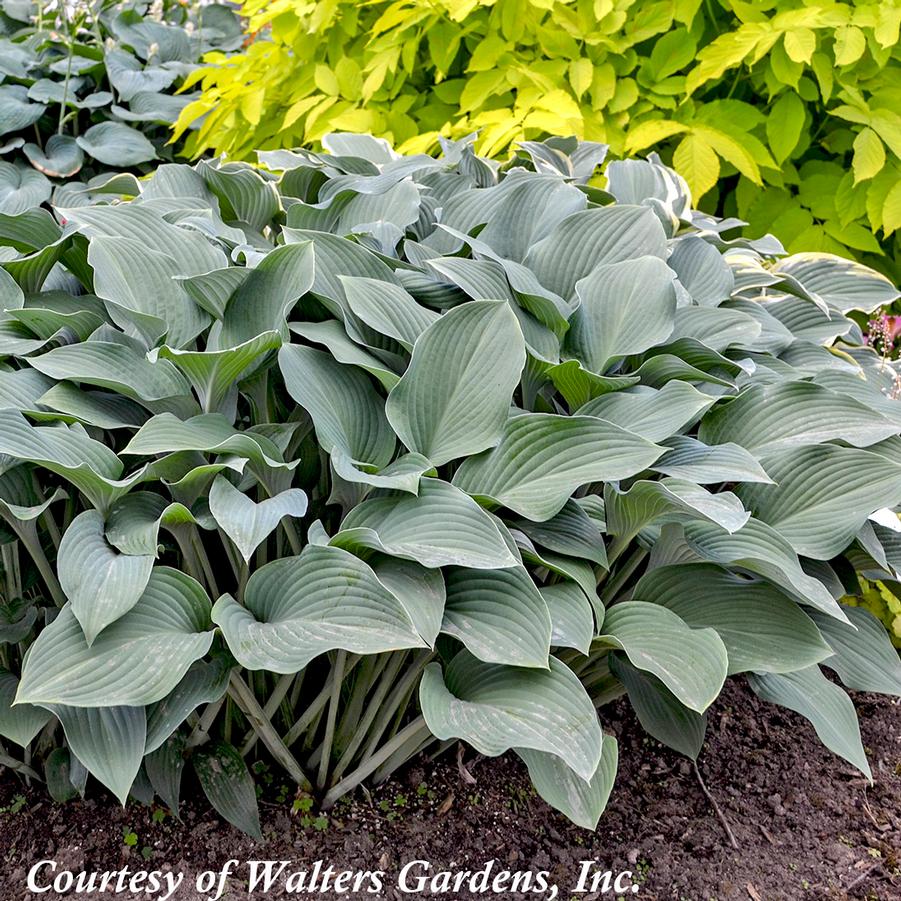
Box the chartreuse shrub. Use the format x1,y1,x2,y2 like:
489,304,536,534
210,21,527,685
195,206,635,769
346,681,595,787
1,135,901,838
0,0,241,213
172,0,901,278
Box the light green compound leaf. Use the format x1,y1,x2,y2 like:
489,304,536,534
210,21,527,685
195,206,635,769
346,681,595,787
565,256,677,373
518,734,618,830
332,478,519,569
420,652,602,781
385,300,526,466
209,476,307,564
747,667,871,781
16,567,213,706
442,566,551,668
634,563,832,675
453,413,663,522
279,342,394,467
597,601,728,712
212,544,425,674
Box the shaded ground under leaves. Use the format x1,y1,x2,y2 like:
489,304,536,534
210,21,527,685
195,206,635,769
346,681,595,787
1,681,898,900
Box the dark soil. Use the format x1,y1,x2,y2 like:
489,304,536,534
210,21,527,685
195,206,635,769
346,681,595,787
1,681,898,901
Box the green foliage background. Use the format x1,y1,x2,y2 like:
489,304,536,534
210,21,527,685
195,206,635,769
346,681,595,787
173,0,901,281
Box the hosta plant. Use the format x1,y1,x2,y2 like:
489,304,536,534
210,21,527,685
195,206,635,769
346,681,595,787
0,0,241,214
1,134,901,838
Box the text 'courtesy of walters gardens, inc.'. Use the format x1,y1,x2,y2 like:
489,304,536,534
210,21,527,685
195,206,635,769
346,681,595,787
25,858,642,898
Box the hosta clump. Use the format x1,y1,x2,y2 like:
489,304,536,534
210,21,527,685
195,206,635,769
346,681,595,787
0,0,241,214
1,134,901,837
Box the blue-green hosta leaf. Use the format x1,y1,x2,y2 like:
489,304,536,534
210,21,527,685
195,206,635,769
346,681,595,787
193,741,261,841
212,544,425,673
765,295,854,344
0,367,53,410
0,410,140,511
123,413,290,471
289,319,400,391
88,237,211,348
541,582,596,654
76,122,157,167
509,499,607,567
279,343,394,468
28,340,193,408
216,242,315,348
59,204,227,277
16,568,213,707
578,382,716,442
453,413,663,522
340,275,439,350
546,360,639,410
747,667,871,780
199,160,281,233
667,305,762,353
152,331,282,414
650,436,774,484
667,235,734,306
0,162,51,214
144,656,231,754
420,652,601,781
597,601,728,712
176,266,250,321
772,253,899,314
0,85,46,136
442,566,551,668
385,300,525,466
634,563,832,675
683,519,848,622
369,556,445,648
0,671,51,747
565,256,677,373
57,510,155,644
48,705,146,805
331,448,433,495
523,205,667,299
332,478,518,569
105,491,198,556
809,605,901,696
518,734,618,831
209,476,307,564
604,479,749,539
145,733,185,815
736,446,901,559
698,382,899,454
22,135,84,179
609,655,706,760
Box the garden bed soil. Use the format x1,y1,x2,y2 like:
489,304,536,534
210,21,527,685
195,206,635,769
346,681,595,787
1,681,898,901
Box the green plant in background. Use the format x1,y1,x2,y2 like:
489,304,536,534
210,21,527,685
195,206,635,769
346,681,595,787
0,135,900,839
0,0,241,213
173,0,901,280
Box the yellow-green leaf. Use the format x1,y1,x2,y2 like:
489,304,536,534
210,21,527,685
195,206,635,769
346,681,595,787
568,59,593,100
766,92,804,164
883,180,901,236
673,132,720,200
783,28,816,64
833,25,866,66
624,120,688,155
852,128,886,185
